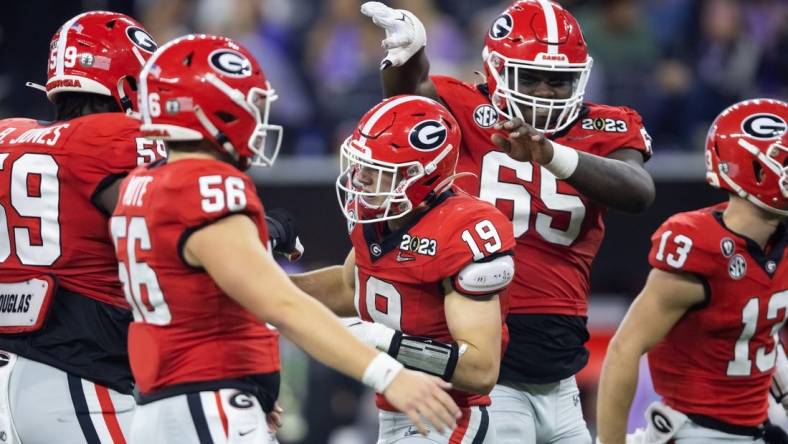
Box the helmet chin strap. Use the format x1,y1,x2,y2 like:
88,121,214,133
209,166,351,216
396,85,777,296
117,77,133,113
25,82,47,92
193,105,240,163
718,166,788,217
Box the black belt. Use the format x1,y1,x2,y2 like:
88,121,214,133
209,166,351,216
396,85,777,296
135,372,280,413
687,413,764,438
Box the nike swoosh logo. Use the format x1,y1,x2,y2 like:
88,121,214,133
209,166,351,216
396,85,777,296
565,135,594,141
239,428,256,436
396,253,415,262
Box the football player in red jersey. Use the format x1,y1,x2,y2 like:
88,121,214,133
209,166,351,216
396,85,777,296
361,1,656,442
292,95,515,442
0,11,162,443
597,99,788,444
116,34,461,444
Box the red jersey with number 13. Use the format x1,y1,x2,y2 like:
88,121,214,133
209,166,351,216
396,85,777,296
648,203,788,426
432,75,651,316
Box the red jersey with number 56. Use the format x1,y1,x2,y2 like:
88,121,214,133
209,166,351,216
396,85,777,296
647,203,788,426
0,113,165,307
432,75,651,316
111,158,279,394
351,191,515,410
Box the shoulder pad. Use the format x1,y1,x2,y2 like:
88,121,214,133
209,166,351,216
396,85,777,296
453,254,514,296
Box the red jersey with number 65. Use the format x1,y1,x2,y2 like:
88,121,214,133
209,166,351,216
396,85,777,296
432,75,652,316
111,158,279,394
0,113,165,307
647,203,788,426
351,190,515,410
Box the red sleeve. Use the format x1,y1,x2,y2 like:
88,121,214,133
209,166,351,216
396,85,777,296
176,167,264,228
590,106,653,160
435,203,516,282
66,115,166,206
151,162,268,257
648,214,715,277
431,75,482,119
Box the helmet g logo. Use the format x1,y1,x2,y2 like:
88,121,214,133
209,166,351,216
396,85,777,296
126,27,157,53
409,120,447,151
742,114,787,139
489,14,513,40
209,49,252,78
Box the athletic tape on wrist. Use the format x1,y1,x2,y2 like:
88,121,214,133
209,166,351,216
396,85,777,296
544,141,579,179
362,353,404,393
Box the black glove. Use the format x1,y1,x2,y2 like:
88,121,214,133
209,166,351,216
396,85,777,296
265,208,304,261
765,421,788,444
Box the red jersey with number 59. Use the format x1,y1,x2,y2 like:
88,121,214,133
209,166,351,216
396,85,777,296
0,114,165,307
432,75,651,316
111,158,279,394
351,191,515,410
647,203,788,426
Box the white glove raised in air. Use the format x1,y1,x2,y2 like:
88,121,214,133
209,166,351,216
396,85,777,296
341,317,396,351
361,1,426,70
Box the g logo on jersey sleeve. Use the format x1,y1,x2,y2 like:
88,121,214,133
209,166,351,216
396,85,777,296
209,49,252,78
741,113,787,139
409,120,447,151
126,27,158,53
489,14,513,40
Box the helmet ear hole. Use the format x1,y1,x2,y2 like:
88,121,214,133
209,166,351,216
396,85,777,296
753,161,764,184
105,19,116,29
422,175,439,186
125,76,138,92
215,111,237,123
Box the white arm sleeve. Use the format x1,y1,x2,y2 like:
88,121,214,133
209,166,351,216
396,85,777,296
454,255,515,296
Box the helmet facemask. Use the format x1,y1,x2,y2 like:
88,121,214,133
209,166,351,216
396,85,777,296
336,139,426,224
203,74,283,168
714,138,788,216
485,49,592,133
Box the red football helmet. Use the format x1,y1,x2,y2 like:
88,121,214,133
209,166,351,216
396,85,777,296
482,0,592,133
139,34,283,170
336,95,460,224
706,99,788,216
44,11,157,112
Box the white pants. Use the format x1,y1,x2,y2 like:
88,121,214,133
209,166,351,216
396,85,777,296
130,388,277,444
634,401,765,444
377,406,494,443
489,376,591,444
0,351,135,444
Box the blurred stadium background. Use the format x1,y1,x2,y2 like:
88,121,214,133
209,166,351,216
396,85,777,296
1,0,787,442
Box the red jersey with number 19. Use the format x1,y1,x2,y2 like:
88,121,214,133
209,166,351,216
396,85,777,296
112,158,279,394
351,190,515,410
432,75,651,316
648,203,788,426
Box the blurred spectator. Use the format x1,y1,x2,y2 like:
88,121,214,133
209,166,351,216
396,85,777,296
392,0,469,79
304,0,383,151
579,0,660,117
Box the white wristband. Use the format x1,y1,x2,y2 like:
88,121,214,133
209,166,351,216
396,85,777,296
341,318,397,351
362,352,404,393
543,141,579,179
